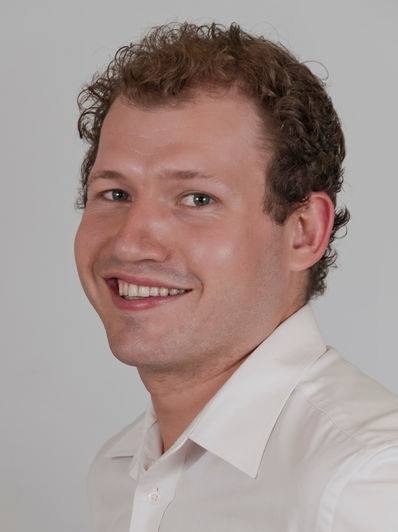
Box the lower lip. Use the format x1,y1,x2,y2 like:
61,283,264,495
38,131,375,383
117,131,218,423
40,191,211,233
106,279,191,311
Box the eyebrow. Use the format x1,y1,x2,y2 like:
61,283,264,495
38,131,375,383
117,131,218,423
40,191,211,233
87,169,217,185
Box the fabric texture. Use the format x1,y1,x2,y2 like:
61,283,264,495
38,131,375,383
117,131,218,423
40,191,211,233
87,304,398,531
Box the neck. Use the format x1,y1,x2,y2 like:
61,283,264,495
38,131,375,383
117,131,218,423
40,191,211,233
137,301,302,453
137,354,249,453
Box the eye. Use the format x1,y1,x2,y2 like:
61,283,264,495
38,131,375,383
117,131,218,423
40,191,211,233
101,189,130,202
181,193,215,208
96,189,214,207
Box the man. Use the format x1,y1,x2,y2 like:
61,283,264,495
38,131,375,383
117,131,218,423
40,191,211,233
74,22,398,532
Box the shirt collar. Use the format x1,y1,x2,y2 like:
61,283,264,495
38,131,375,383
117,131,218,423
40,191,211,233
105,303,326,479
189,303,327,478
103,410,150,459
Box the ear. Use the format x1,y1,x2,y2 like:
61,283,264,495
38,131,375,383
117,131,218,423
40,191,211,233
287,192,335,272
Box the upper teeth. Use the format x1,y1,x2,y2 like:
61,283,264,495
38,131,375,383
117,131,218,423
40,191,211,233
117,280,188,298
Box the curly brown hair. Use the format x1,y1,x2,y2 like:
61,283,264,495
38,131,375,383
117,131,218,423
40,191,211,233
76,22,350,301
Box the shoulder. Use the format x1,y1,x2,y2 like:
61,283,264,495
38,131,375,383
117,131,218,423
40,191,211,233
324,444,398,531
295,347,398,531
298,346,398,448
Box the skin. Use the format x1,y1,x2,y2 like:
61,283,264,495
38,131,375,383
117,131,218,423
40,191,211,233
74,87,334,452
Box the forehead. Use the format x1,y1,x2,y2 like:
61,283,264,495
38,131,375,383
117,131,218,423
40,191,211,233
95,89,270,176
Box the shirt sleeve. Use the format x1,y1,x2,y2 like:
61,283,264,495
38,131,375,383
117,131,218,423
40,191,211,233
331,445,398,532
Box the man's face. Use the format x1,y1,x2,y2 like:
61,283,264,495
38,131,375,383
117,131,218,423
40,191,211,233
74,89,294,373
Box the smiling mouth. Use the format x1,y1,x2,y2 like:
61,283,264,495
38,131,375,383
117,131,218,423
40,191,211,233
106,277,192,301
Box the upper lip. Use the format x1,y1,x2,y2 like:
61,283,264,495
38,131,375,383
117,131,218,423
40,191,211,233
104,273,192,290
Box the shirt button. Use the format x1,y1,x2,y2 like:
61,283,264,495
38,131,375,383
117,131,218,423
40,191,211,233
147,487,160,503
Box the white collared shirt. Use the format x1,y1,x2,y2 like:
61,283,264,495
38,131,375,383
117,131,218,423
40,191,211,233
87,304,398,531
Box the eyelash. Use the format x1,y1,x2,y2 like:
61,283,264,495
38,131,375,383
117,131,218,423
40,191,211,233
99,189,215,208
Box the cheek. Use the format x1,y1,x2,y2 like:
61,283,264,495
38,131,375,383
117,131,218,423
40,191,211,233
184,223,252,280
74,224,88,279
74,216,102,271
188,220,284,295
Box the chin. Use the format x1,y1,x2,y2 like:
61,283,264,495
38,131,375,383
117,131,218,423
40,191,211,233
108,337,193,373
105,333,143,366
105,332,166,368
110,350,140,367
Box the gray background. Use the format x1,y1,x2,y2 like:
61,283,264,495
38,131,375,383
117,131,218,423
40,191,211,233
1,0,397,530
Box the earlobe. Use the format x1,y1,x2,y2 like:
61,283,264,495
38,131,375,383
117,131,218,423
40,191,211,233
289,192,335,272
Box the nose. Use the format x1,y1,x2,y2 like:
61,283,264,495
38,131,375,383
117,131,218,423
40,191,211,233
110,199,172,263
